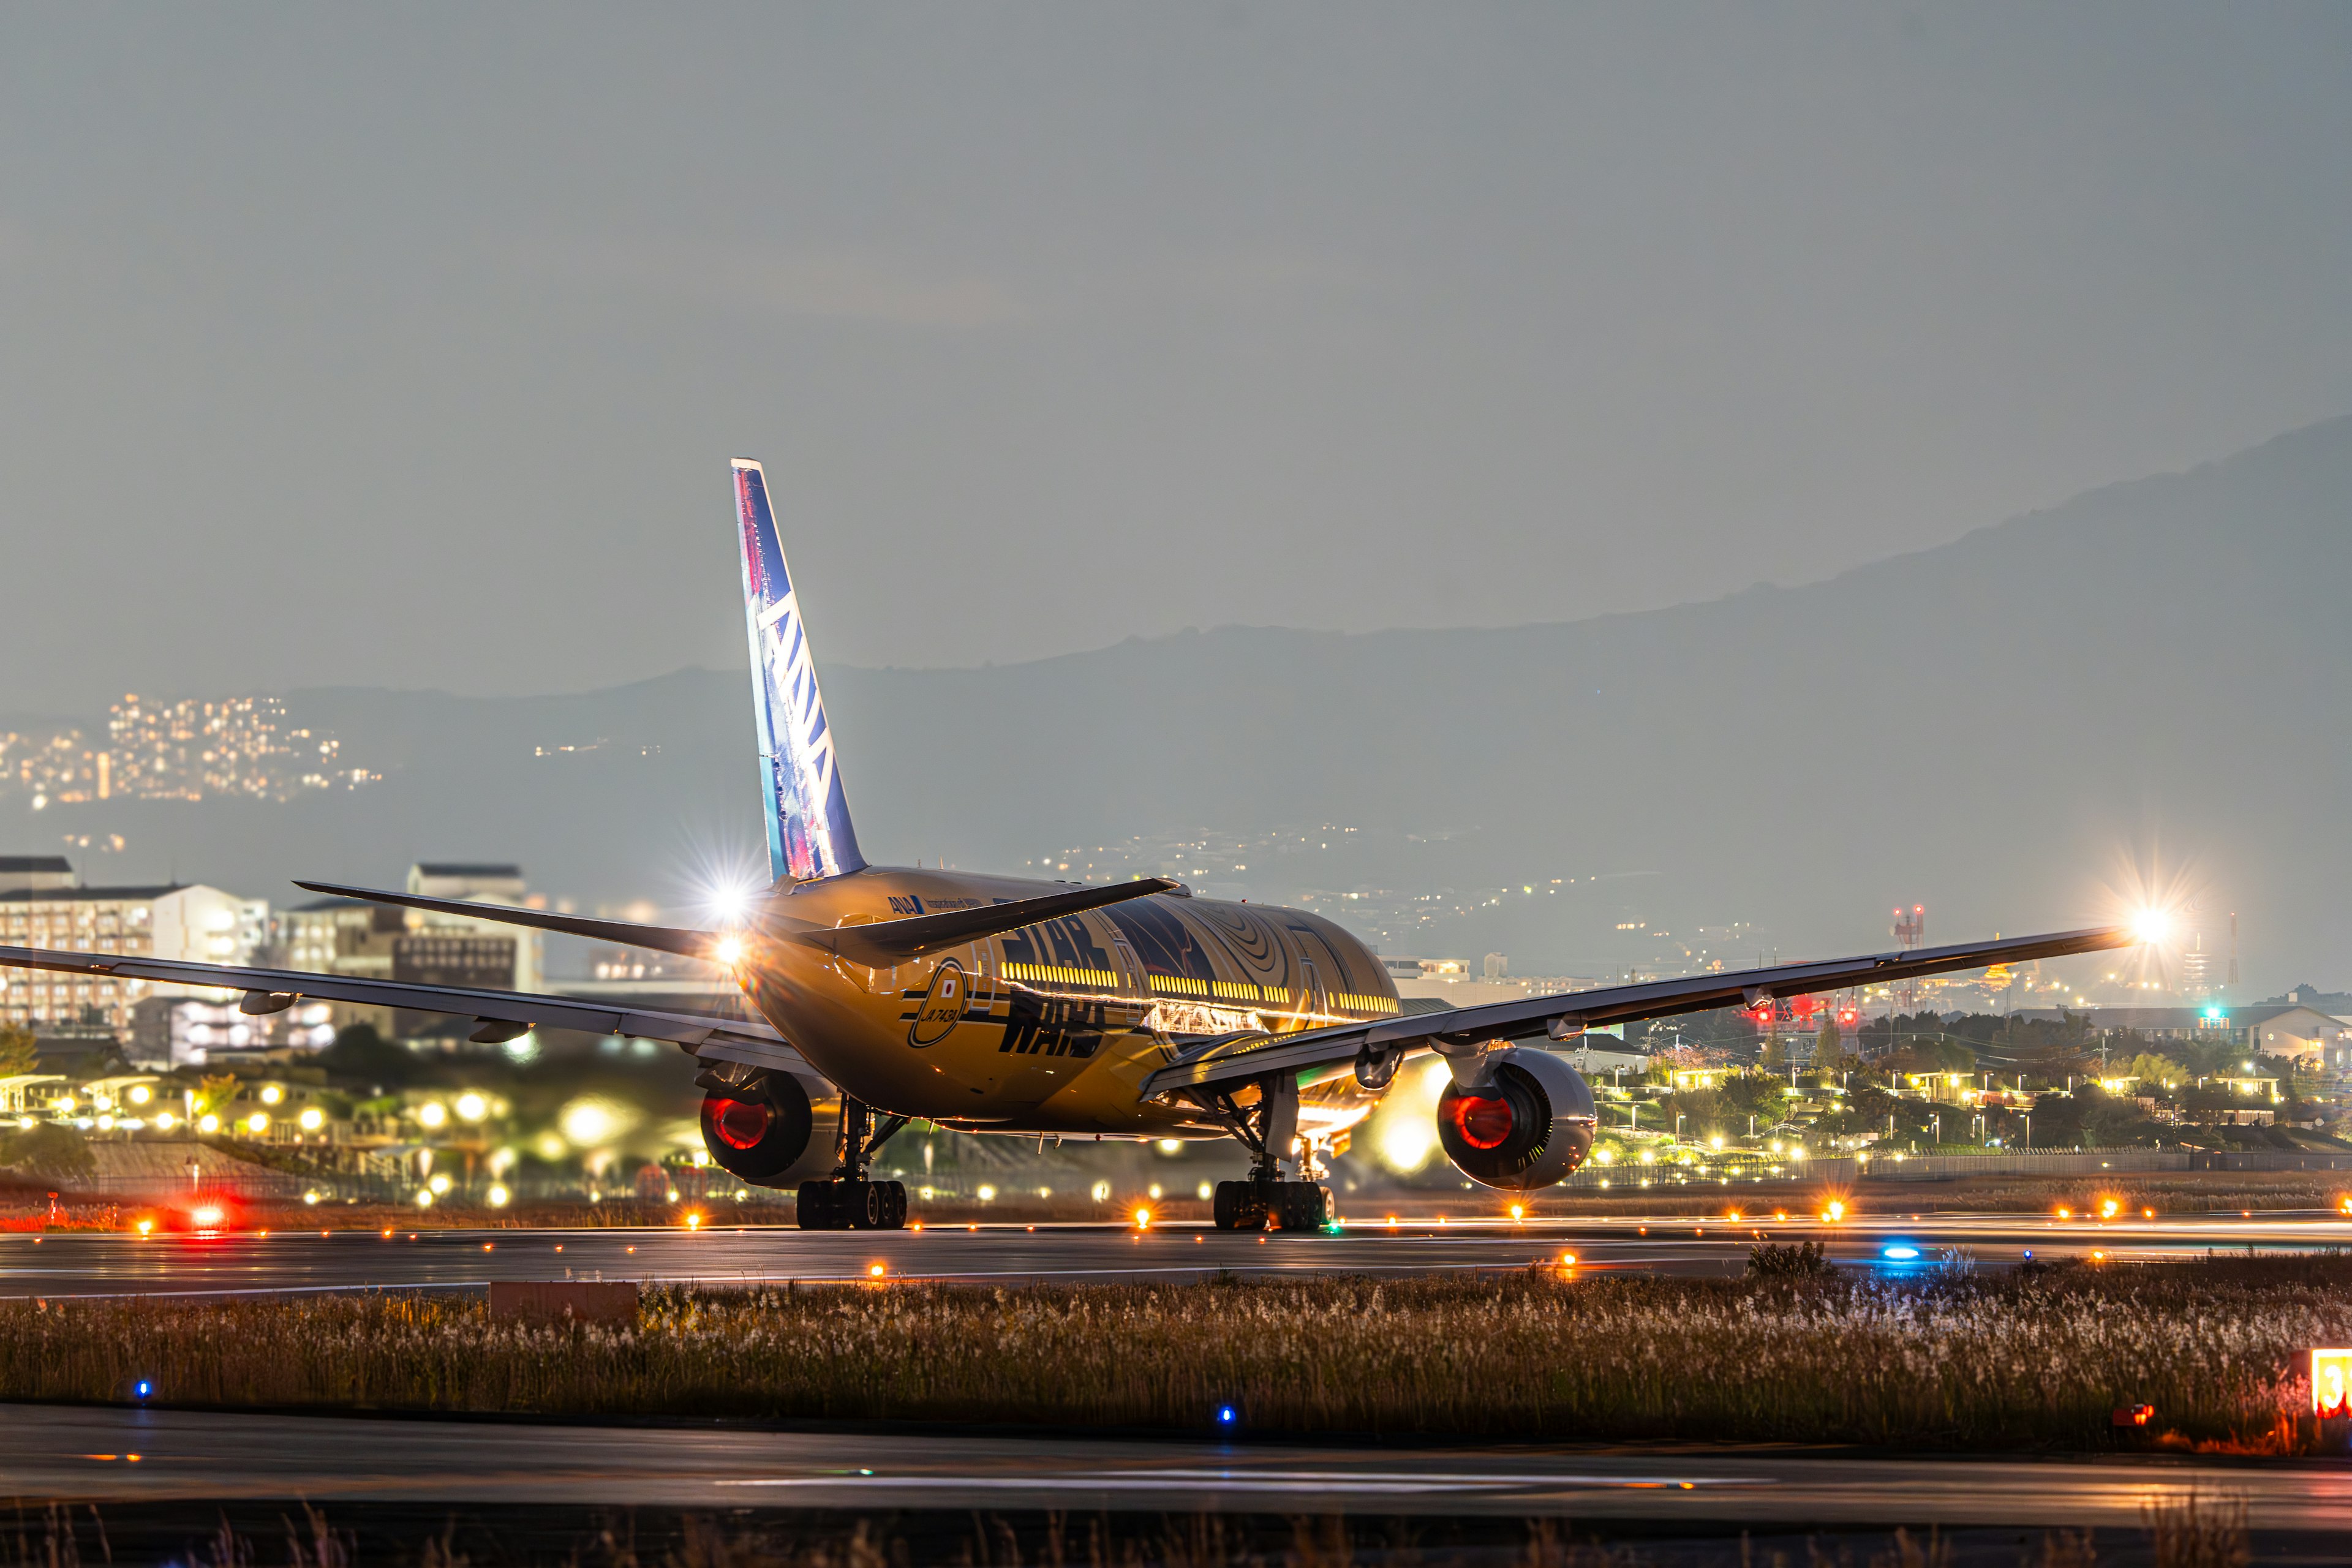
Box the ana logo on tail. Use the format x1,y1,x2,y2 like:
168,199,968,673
733,460,866,884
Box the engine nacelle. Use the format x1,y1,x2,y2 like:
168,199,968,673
698,1069,844,1187
1434,1047,1597,1191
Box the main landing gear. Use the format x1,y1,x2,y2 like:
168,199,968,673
796,1098,911,1231
1212,1178,1333,1232
1184,1071,1335,1232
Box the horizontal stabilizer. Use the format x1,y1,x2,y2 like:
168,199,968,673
807,879,1183,965
293,880,718,960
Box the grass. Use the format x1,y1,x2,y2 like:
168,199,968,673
0,1502,2241,1568
2,1257,2349,1453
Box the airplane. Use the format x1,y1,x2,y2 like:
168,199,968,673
0,459,2138,1231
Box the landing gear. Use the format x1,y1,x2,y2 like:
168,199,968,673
1212,1179,1267,1231
1213,1178,1332,1232
1189,1069,1336,1232
797,1177,908,1231
795,1097,912,1231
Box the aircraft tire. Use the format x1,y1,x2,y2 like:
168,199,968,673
1212,1180,1268,1231
1273,1182,1333,1232
881,1180,908,1229
796,1180,843,1231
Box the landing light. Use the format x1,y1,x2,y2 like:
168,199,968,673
715,937,745,966
192,1207,223,1229
2129,908,2176,945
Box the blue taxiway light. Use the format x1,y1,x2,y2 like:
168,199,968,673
1881,1245,1920,1261
1217,1406,1238,1425
134,1381,151,1399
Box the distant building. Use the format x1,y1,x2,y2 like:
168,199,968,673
0,856,78,893
2012,1004,2351,1066
130,993,336,1069
0,867,268,1036
274,863,540,1042
1381,954,1610,1010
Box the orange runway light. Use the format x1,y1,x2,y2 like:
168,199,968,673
2143,1208,2155,1219
1133,1207,1152,1229
2092,1250,2106,1263
134,1219,153,1237
868,1263,885,1278
482,1243,493,1252
1558,1253,1577,1268
382,1229,393,1238
685,1212,703,1231
2100,1200,2119,1221
2313,1349,2352,1417
1510,1204,1525,1222
910,1221,922,1232
1821,1201,1846,1224
191,1207,223,1229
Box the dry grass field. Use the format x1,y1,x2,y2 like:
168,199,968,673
1,1255,2346,1454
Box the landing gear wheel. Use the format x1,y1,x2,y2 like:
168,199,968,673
796,1180,842,1231
795,1178,908,1231
1273,1182,1333,1232
1213,1180,1269,1231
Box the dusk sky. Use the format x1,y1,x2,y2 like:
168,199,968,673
3,3,2347,710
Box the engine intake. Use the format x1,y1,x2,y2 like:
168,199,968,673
698,1069,843,1186
1434,1047,1597,1191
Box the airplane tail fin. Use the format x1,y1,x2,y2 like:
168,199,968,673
733,459,867,883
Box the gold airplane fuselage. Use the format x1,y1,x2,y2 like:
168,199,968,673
732,867,1403,1138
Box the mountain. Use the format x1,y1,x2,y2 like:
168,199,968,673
10,416,2350,989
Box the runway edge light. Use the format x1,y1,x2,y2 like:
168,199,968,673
2313,1349,2352,1417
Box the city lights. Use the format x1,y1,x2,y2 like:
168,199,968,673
455,1093,488,1122
416,1102,448,1129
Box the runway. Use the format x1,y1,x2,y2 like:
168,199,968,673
7,1403,2351,1528
0,1210,2345,1298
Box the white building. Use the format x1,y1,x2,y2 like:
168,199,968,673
0,870,268,1034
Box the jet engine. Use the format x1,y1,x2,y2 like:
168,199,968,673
697,1068,844,1186
1433,1047,1597,1191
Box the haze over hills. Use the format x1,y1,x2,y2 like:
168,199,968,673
7,416,2348,990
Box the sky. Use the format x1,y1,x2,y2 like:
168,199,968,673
2,3,2348,712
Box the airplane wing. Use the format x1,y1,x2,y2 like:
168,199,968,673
1138,924,2135,1100
0,945,807,1076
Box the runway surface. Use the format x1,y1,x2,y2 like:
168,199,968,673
8,1403,2350,1527
1,1212,2346,1298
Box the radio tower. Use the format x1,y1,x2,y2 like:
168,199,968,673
1891,904,1924,1019
2228,911,2239,992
